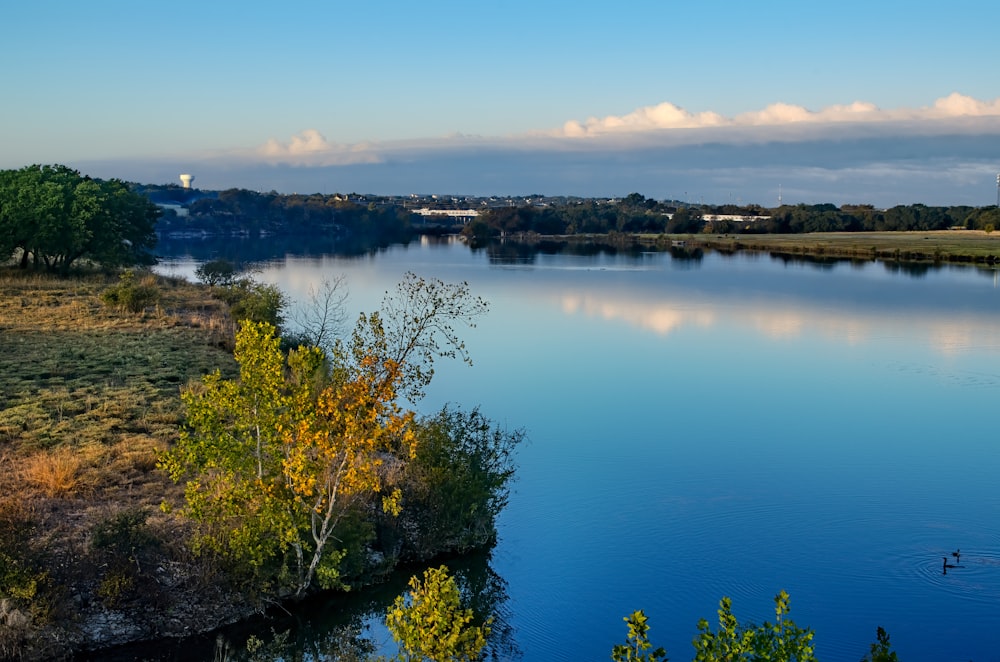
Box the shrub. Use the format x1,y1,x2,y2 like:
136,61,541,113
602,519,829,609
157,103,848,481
91,507,159,608
96,569,134,608
0,497,47,621
611,610,667,662
91,507,156,556
692,591,815,661
216,278,287,330
100,270,160,313
862,626,899,662
386,565,490,662
194,259,239,286
399,406,523,558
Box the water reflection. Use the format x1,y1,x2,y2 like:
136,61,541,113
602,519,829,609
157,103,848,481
152,237,1000,661
155,232,415,269
208,550,519,662
550,284,1000,356
476,238,666,266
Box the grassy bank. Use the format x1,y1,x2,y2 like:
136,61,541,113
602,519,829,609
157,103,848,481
657,230,1000,264
0,268,242,658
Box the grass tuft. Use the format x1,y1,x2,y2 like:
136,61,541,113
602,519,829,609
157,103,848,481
21,448,81,498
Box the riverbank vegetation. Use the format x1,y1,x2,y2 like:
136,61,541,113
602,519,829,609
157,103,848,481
0,265,521,660
161,273,521,601
652,230,1000,265
209,564,896,662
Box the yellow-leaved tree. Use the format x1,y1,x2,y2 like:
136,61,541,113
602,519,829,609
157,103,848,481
385,565,490,662
161,273,488,596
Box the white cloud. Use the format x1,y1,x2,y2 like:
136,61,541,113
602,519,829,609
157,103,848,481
930,92,1000,117
562,102,727,136
554,93,1000,138
256,129,382,166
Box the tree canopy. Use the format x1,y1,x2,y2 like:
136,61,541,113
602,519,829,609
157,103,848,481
0,164,159,272
161,273,497,596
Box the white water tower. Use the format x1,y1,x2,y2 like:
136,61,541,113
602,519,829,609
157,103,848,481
179,173,195,189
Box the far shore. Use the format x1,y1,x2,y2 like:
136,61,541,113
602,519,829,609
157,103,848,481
641,230,1000,265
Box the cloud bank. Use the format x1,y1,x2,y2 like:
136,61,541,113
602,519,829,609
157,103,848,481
253,93,1000,166
75,94,1000,207
557,93,1000,137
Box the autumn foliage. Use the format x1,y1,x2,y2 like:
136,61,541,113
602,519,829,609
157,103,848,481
161,274,513,597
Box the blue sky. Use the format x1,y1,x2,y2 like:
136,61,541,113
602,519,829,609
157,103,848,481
3,1,1000,206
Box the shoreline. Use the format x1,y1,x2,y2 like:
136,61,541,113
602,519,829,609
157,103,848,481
642,230,1000,265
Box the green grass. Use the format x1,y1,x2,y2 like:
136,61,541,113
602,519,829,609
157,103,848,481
0,267,242,657
0,270,237,453
656,230,1000,264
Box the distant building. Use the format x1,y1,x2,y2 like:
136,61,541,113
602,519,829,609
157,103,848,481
411,208,480,223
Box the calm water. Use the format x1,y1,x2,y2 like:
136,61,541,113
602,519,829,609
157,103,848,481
156,237,1000,661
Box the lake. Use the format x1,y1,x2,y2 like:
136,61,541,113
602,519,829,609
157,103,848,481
155,236,1000,661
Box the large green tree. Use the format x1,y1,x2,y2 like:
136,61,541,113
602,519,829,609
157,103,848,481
0,164,158,272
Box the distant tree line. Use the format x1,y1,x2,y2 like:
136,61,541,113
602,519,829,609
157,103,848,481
464,193,1000,240
139,183,1000,245
145,185,416,242
0,165,159,273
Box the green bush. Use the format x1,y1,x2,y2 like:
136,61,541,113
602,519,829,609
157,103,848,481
194,259,239,286
692,591,815,661
0,499,43,604
611,610,667,662
91,507,155,555
385,565,490,662
96,569,134,608
0,498,47,659
90,507,158,608
217,278,287,330
100,270,160,313
399,407,523,558
862,626,899,662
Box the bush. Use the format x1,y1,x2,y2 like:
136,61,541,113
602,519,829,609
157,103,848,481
0,498,42,604
692,591,816,661
100,270,160,313
90,507,159,607
96,569,134,608
862,626,899,662
0,497,48,660
216,278,287,330
194,259,239,286
386,565,490,662
399,407,523,558
91,507,156,554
